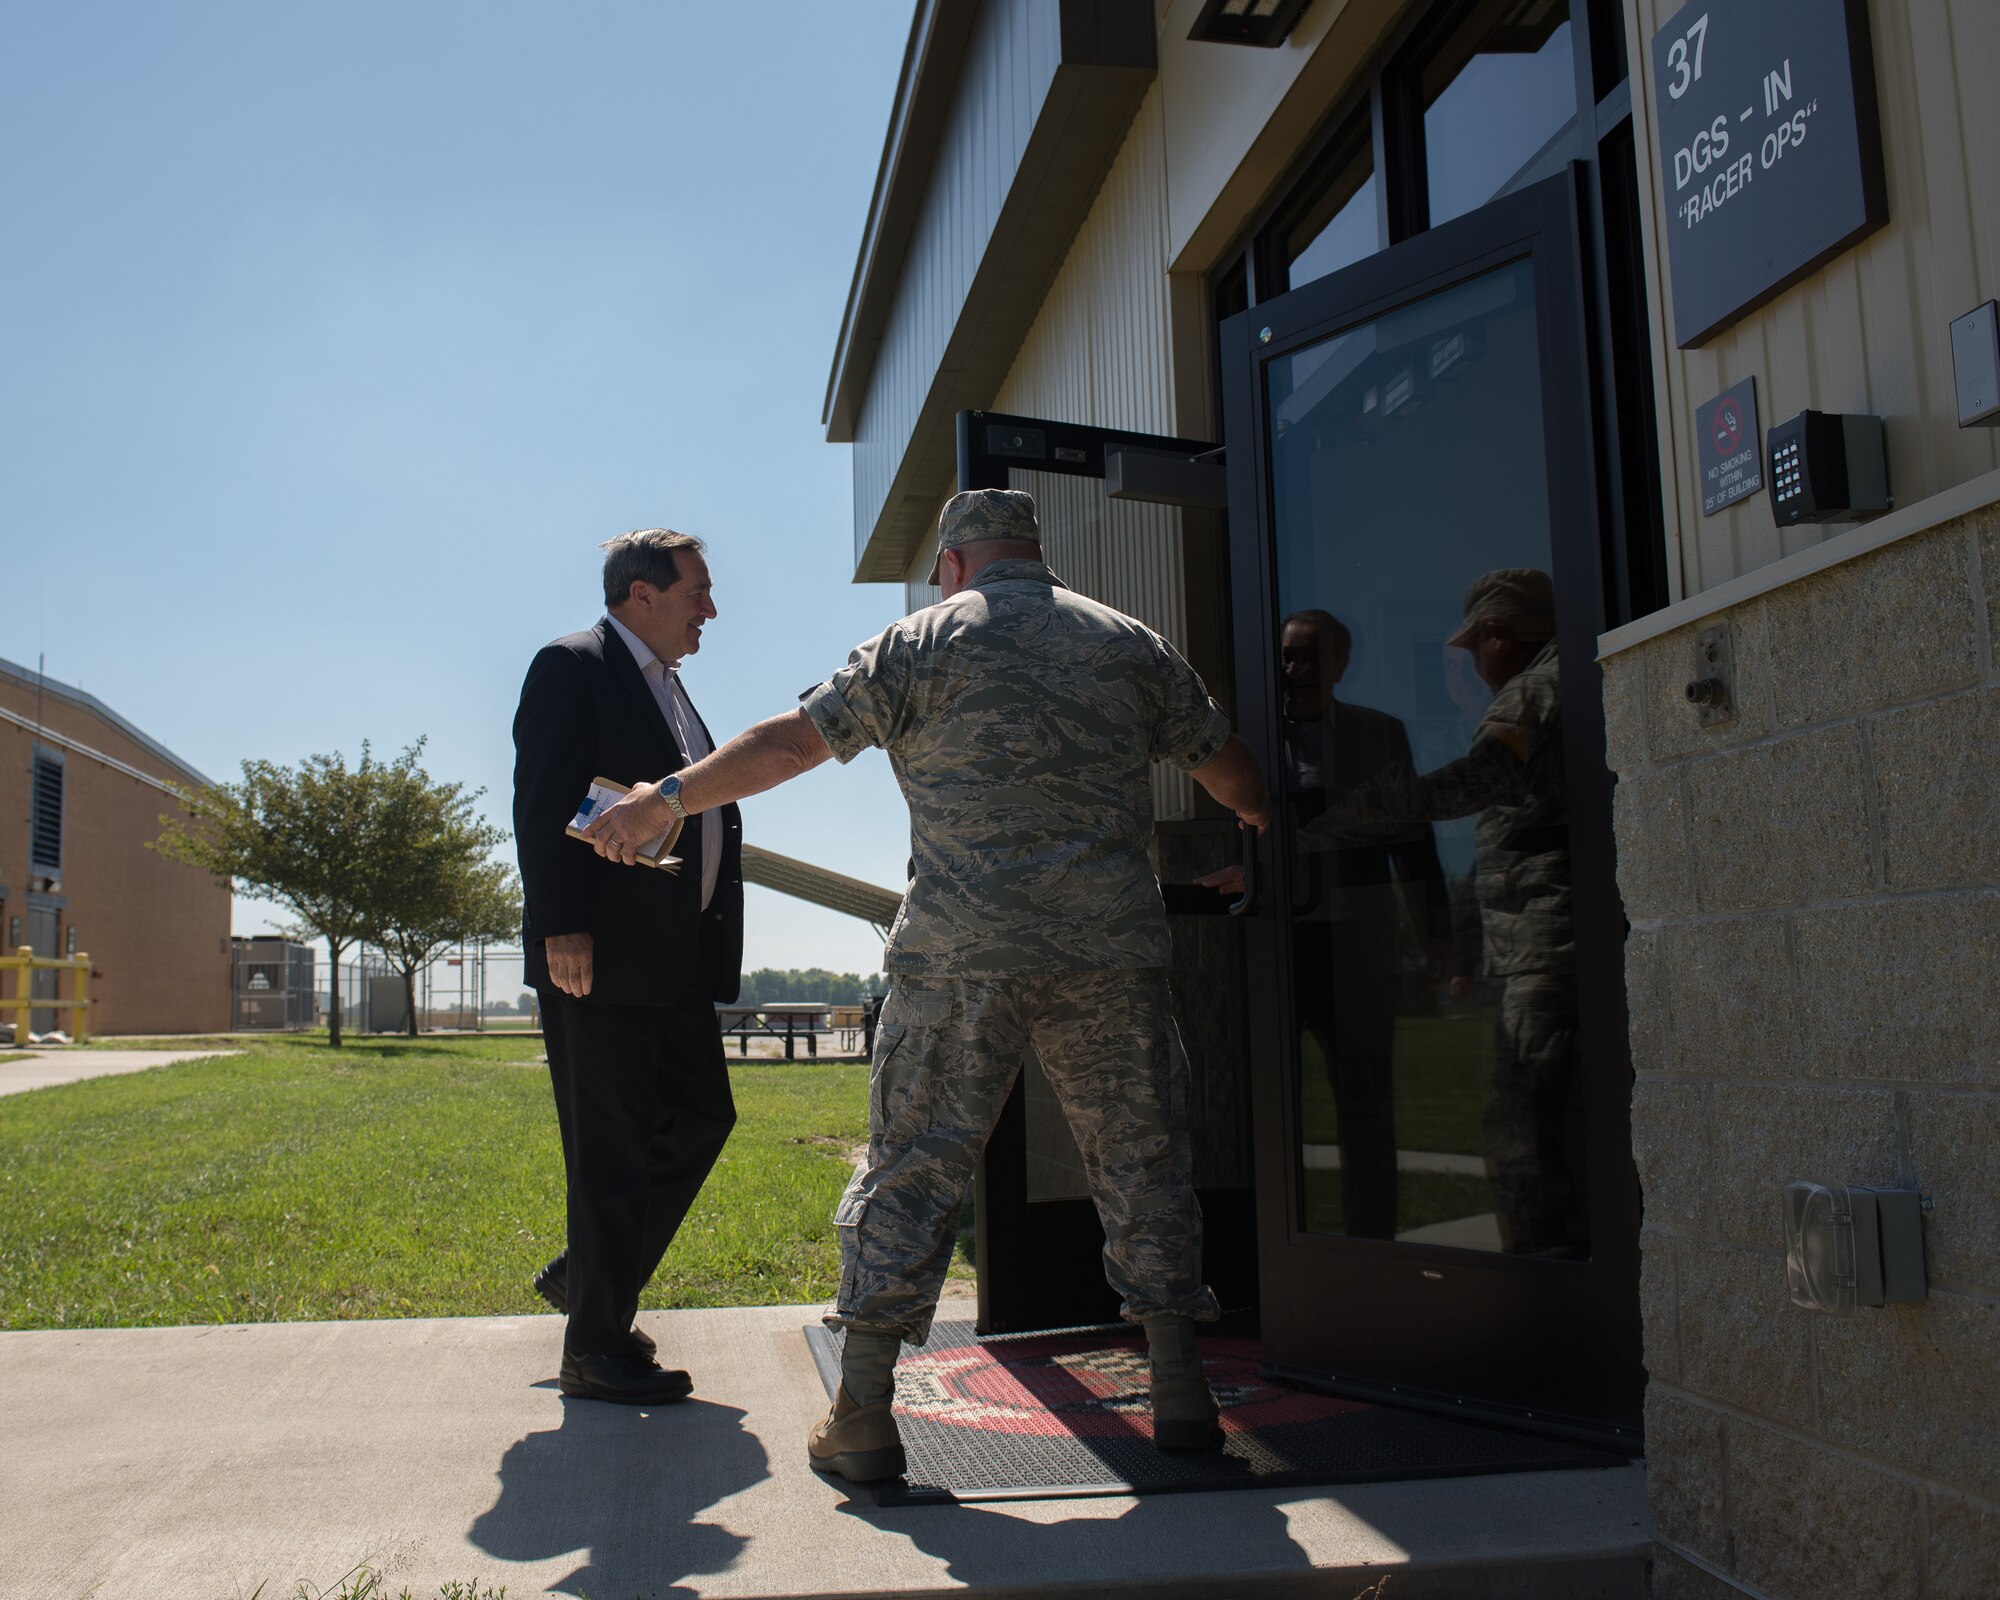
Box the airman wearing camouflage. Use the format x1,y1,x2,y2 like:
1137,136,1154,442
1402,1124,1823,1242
579,486,1272,1484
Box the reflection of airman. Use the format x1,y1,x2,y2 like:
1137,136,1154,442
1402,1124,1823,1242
1277,610,1448,1239
1301,569,1583,1257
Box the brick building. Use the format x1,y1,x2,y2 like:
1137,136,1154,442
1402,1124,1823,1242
1,657,230,1036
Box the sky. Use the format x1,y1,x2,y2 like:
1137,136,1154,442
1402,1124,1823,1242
3,2,917,979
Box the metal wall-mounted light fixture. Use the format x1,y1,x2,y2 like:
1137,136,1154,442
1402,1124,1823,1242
1784,1180,1927,1314
1187,0,1313,48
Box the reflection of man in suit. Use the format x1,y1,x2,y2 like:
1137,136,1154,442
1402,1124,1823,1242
1278,610,1447,1239
512,528,744,1405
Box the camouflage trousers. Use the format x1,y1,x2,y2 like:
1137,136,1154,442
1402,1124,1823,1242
827,969,1220,1345
1484,972,1584,1255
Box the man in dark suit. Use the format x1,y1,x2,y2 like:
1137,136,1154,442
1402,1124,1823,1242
512,528,744,1405
1277,610,1449,1239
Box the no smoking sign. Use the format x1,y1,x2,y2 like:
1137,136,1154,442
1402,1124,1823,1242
1711,396,1745,454
1697,376,1763,516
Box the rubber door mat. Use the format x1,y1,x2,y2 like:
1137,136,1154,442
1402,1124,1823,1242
803,1320,1626,1504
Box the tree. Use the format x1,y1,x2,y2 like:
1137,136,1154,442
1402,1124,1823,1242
155,743,425,1047
735,968,886,1006
350,749,515,1037
370,857,521,1037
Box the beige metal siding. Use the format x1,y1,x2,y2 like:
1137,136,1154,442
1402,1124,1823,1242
998,90,1177,435
901,488,955,618
957,86,1202,819
1628,0,2000,599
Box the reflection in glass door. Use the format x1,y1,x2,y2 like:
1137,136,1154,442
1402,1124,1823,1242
1264,255,1587,1262
1223,171,1642,1438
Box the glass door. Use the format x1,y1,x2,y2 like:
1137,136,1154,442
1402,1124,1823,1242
1221,170,1642,1442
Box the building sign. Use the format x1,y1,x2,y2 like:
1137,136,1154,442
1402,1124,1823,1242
1696,377,1762,515
1651,0,1886,347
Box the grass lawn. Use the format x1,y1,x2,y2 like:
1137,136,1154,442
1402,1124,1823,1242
1298,1009,1495,1153
0,1033,874,1331
1297,1008,1498,1236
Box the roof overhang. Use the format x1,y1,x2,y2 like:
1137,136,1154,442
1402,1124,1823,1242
821,0,980,445
824,0,1158,582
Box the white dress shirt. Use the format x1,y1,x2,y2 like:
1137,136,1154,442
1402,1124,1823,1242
605,613,721,912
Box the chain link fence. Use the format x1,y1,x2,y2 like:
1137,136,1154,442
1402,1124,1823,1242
232,940,535,1034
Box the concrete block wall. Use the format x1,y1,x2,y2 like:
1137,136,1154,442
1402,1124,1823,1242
1602,502,2000,1599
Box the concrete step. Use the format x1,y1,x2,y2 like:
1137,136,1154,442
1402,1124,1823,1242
0,1307,1651,1599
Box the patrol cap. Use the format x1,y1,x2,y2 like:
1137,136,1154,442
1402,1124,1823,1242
926,487,1040,585
1446,567,1556,648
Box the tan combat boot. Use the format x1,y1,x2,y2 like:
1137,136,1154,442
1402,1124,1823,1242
808,1328,907,1483
1146,1314,1222,1451
807,1384,908,1483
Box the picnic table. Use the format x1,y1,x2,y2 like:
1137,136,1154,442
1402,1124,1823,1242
714,1001,879,1060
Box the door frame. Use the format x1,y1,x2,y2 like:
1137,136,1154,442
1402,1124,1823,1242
955,408,1261,1336
1220,168,1643,1444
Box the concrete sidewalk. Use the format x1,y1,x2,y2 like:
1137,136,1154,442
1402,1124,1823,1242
0,1047,239,1096
0,1306,1650,1600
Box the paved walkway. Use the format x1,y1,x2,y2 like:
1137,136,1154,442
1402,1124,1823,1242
0,1306,1650,1599
0,1047,239,1096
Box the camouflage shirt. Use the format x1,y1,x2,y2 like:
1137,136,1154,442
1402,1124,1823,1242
1299,640,1570,976
800,559,1232,976
1462,641,1570,976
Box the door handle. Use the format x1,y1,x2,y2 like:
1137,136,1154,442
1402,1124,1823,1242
1228,826,1257,916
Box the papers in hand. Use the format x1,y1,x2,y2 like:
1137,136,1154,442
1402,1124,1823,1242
566,776,683,872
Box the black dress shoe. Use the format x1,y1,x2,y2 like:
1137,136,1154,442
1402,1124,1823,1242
558,1349,693,1406
533,1257,657,1354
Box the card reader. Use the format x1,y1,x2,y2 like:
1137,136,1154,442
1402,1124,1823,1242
1767,410,1890,526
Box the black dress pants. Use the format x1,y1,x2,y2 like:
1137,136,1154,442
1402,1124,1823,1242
539,987,736,1356
1295,919,1401,1240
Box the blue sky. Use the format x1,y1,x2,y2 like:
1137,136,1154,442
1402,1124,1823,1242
3,2,915,976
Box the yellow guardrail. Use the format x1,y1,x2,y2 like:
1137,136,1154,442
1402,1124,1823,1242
1,946,92,1045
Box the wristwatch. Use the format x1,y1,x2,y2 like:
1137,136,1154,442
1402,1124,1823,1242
660,773,688,818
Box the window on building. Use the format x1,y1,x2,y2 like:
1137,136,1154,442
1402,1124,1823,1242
1278,111,1381,291
30,749,63,872
1418,0,1577,228
1224,0,1609,346
1584,0,1626,102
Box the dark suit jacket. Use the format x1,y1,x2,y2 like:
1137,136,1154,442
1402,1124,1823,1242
512,620,744,1008
1289,698,1449,947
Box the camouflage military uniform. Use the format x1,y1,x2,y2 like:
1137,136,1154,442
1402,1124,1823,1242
1460,642,1579,1254
1301,640,1580,1254
801,556,1230,1343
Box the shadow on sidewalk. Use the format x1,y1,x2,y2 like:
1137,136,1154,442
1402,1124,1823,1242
470,1393,768,1599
